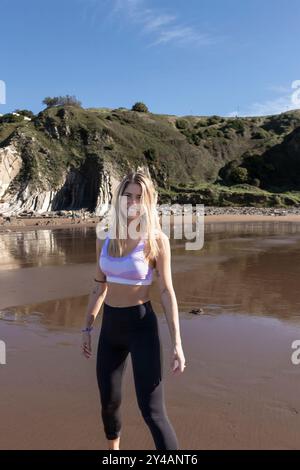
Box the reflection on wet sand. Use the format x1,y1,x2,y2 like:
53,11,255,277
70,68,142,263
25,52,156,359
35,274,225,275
1,220,300,449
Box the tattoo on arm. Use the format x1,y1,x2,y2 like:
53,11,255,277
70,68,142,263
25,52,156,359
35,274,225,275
92,283,107,295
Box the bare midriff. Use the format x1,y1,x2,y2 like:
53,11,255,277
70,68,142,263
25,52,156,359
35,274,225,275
104,282,152,308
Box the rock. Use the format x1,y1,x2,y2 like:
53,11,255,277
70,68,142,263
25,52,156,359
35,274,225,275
188,308,205,315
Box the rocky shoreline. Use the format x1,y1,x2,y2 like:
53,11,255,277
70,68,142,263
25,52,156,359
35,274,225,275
1,205,300,231
200,205,300,216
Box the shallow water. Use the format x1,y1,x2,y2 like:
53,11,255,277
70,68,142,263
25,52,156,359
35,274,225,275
1,221,300,328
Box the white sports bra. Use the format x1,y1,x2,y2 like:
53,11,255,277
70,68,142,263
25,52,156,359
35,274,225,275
99,233,154,285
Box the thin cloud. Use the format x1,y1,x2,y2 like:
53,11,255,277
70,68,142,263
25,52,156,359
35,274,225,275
111,0,218,48
143,14,177,32
266,84,292,94
228,84,300,117
246,96,297,116
150,27,215,47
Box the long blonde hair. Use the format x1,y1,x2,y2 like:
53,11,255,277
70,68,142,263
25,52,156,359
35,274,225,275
101,171,161,263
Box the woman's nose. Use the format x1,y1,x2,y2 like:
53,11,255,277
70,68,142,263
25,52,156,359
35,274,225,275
128,198,139,205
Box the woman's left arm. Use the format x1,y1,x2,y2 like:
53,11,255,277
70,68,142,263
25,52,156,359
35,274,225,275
155,232,186,374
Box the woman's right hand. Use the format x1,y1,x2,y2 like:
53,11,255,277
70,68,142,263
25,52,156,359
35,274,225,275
82,332,92,358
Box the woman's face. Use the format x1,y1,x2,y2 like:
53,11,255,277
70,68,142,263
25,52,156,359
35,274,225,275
120,183,143,221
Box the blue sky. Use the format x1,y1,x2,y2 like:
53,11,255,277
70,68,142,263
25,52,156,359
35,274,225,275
1,0,299,117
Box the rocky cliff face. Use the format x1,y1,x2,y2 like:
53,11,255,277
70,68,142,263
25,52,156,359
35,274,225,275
0,107,138,216
0,105,300,216
0,143,127,217
0,142,23,200
0,163,113,217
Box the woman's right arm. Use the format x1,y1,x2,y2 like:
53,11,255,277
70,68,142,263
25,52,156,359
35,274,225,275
82,236,108,358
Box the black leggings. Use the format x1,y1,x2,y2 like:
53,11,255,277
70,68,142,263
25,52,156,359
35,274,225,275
96,300,179,450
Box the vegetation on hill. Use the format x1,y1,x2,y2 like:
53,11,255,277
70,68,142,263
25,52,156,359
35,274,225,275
1,99,300,208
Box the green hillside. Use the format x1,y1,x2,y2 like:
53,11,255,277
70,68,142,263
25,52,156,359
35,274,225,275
1,104,300,209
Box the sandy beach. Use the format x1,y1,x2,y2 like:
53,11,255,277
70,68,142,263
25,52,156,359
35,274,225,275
1,309,299,450
1,214,300,449
2,0,300,453
1,211,300,233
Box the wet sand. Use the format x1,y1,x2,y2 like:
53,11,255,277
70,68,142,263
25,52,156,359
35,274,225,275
1,310,300,450
1,216,300,449
1,212,300,233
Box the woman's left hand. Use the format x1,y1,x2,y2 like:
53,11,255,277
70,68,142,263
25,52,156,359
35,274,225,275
170,343,186,374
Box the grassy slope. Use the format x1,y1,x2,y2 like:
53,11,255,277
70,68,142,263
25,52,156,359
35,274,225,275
1,105,300,207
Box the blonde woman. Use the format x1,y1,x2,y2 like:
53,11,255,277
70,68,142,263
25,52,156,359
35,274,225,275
81,171,186,450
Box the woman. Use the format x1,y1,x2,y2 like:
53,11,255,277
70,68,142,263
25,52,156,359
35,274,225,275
81,171,186,450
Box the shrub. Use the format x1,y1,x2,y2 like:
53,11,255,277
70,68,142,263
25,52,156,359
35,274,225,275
14,109,35,118
250,178,261,187
231,166,249,184
191,134,201,145
207,115,221,125
194,119,207,128
181,129,193,140
144,148,157,162
43,95,82,108
252,128,268,139
271,194,282,206
175,118,189,130
204,128,219,138
0,113,24,123
131,102,149,112
226,119,245,133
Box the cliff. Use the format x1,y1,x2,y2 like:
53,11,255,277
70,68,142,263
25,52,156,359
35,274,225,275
0,105,300,216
